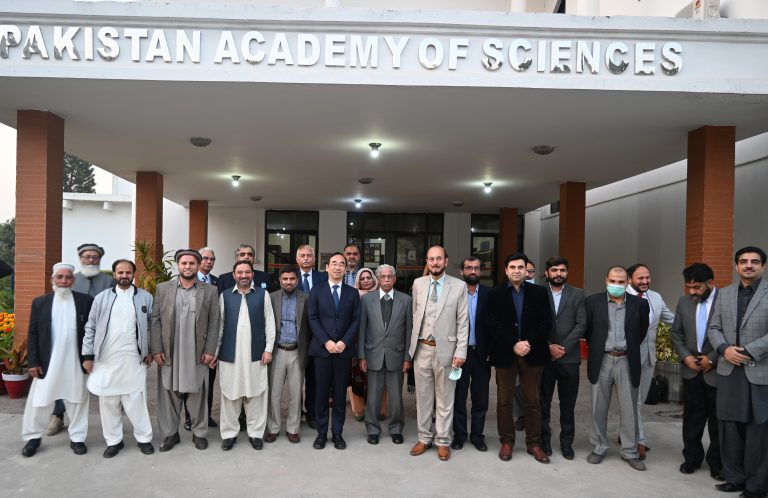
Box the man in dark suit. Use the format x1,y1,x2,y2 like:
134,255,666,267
21,262,93,457
358,264,412,445
584,265,649,471
670,262,723,480
451,256,491,452
540,256,586,460
294,244,327,429
487,253,553,464
708,246,768,497
217,244,272,294
197,247,219,286
308,252,361,450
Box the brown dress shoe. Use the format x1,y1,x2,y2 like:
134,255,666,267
499,442,514,461
527,446,551,464
637,444,648,461
437,445,450,461
264,433,278,443
410,441,432,456
287,433,300,444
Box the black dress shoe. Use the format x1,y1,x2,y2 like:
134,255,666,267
367,434,379,445
192,435,208,450
542,443,553,456
680,462,697,474
306,418,317,429
561,446,575,460
472,440,488,452
249,437,263,450
138,442,155,455
221,437,236,451
451,439,465,450
208,418,218,428
22,438,41,457
711,469,726,481
103,441,124,458
716,482,746,493
159,433,180,452
183,416,192,431
70,441,88,455
391,434,404,445
332,434,347,450
313,434,327,449
740,490,768,498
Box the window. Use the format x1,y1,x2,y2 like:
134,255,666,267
265,210,319,285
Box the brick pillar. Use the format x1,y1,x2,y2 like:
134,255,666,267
559,181,586,287
135,172,164,278
188,200,209,249
686,126,735,288
498,208,518,285
14,111,65,343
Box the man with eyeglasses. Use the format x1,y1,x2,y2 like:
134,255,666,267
197,247,219,286
217,244,272,295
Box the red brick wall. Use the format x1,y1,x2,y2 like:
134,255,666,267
498,207,518,285
135,171,164,278
14,111,65,343
559,181,586,288
188,200,208,250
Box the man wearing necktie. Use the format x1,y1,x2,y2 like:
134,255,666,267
307,252,361,450
197,247,219,286
670,263,723,481
358,264,412,445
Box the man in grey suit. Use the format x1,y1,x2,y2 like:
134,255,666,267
708,246,768,497
265,266,309,444
358,264,412,445
626,263,676,460
540,256,586,460
670,262,723,480
408,246,469,461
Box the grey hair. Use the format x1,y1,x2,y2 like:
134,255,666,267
295,244,315,257
198,246,214,254
234,244,255,258
375,264,396,278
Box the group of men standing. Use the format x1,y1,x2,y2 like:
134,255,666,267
17,238,768,497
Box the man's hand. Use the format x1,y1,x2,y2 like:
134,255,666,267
201,353,215,366
514,340,531,357
28,366,43,378
143,355,153,367
724,346,751,366
359,359,368,373
261,352,272,366
82,360,94,373
402,360,412,373
549,344,566,360
451,357,465,368
697,355,714,372
325,340,337,354
335,341,346,354
153,353,165,367
683,355,703,372
209,356,218,369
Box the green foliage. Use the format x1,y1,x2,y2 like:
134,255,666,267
0,217,14,265
63,153,96,193
133,240,175,295
656,322,679,363
1,340,28,374
0,290,13,312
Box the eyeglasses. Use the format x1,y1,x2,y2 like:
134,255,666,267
80,255,101,262
202,256,216,261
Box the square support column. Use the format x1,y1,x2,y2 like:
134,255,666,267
559,181,586,287
686,126,735,288
498,207,519,285
14,111,65,342
135,171,164,277
188,200,209,249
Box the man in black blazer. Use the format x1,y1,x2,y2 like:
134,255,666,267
669,262,723,480
21,263,93,457
487,253,553,464
584,265,649,471
452,256,492,452
217,244,272,294
308,252,361,450
540,256,586,460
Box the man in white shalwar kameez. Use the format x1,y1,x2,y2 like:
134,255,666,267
214,260,276,451
21,263,93,457
82,259,155,457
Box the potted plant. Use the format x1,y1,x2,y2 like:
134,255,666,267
1,339,31,399
133,240,175,295
0,311,15,395
654,322,683,403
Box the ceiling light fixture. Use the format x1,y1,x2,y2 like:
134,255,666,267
532,144,555,155
354,198,362,208
190,137,212,147
369,142,381,158
231,175,241,187
483,182,493,194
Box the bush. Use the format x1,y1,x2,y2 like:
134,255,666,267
0,289,12,312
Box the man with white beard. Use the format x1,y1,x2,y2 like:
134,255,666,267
82,259,155,457
21,263,93,457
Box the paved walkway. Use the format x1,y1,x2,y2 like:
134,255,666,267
0,365,721,497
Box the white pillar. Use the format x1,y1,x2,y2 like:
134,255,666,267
510,0,528,13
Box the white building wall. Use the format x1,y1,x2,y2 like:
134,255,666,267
207,207,266,273
62,198,134,268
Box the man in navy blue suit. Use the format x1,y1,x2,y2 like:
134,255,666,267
308,252,361,450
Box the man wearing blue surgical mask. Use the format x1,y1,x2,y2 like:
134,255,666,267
584,265,650,471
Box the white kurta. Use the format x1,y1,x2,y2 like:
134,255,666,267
32,294,87,407
87,287,145,396
218,290,275,400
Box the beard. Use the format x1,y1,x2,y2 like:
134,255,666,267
547,276,566,286
695,287,713,302
52,285,73,298
80,265,101,277
463,274,480,285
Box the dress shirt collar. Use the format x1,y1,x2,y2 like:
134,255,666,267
739,278,762,292
379,288,394,300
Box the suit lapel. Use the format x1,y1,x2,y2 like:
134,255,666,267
273,293,283,341
296,292,306,336
371,292,385,330
741,280,768,328
729,286,739,332
558,285,570,317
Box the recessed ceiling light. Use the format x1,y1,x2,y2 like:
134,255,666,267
231,175,241,187
483,182,493,194
532,144,555,155
369,143,381,158
354,198,362,208
451,201,464,207
190,137,212,147
249,195,262,202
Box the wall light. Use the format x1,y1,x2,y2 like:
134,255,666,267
231,175,241,187
369,143,381,158
354,198,362,208
483,182,493,194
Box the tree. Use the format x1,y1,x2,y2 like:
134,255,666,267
63,153,96,193
0,217,14,265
